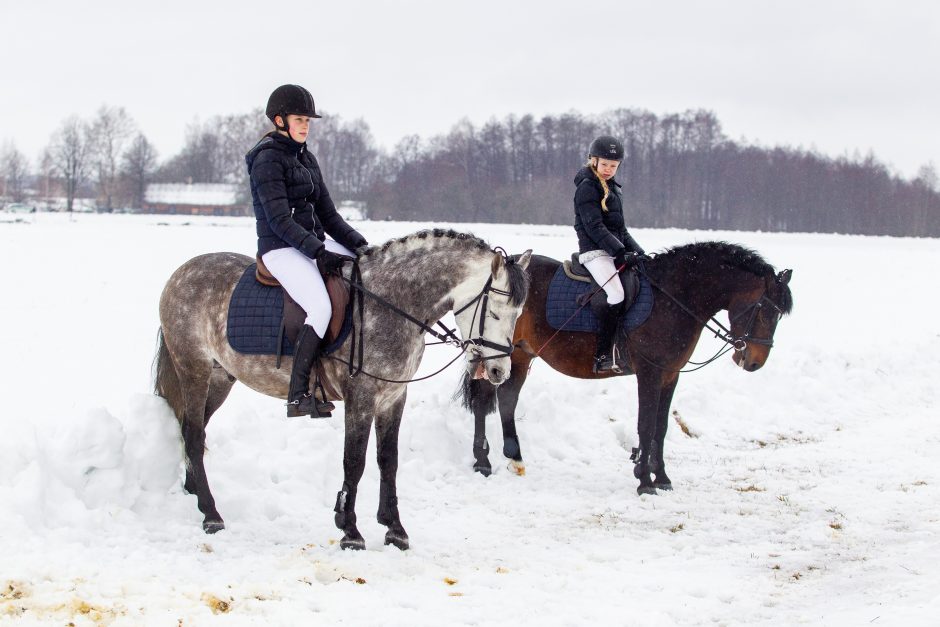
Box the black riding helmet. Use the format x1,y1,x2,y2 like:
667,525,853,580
265,84,322,130
589,135,624,161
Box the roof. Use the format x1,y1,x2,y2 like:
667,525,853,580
145,183,239,206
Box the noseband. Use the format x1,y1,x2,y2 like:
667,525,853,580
728,293,784,351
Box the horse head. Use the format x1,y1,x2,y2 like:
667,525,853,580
454,249,532,385
729,268,793,371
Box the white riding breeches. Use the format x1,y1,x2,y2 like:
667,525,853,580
260,239,354,336
581,253,625,305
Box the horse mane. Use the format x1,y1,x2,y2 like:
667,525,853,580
358,228,529,306
654,241,792,313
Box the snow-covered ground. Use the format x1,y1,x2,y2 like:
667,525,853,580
1,212,937,625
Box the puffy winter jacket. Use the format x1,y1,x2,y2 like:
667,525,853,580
246,132,366,259
573,166,643,256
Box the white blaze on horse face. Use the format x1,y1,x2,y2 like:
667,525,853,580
452,252,527,386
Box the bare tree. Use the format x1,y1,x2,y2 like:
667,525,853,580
46,116,91,213
1,141,30,202
121,133,158,210
89,106,136,212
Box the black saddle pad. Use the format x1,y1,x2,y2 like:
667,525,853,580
545,265,653,332
227,264,351,356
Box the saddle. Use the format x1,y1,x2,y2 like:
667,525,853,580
565,253,640,311
255,254,350,348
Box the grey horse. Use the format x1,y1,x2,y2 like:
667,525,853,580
154,229,531,550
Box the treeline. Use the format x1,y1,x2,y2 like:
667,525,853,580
2,106,938,236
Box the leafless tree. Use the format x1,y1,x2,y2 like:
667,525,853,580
121,133,158,210
89,105,135,211
46,116,91,213
1,141,30,202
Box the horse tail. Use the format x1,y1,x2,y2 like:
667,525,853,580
455,371,498,417
153,327,184,423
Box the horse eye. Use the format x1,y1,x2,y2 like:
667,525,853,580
489,312,500,321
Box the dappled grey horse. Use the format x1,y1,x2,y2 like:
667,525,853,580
155,229,531,549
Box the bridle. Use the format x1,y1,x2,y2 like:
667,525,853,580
328,252,518,383
633,268,786,373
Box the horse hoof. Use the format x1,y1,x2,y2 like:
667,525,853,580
654,482,673,491
384,532,410,551
203,520,225,534
508,460,526,476
473,462,492,477
340,536,366,551
636,485,658,496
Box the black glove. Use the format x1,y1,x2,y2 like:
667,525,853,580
348,233,368,250
613,249,628,271
315,247,353,275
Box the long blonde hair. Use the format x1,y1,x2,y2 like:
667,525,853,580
587,157,611,212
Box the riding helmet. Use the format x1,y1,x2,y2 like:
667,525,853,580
265,84,322,124
589,135,625,161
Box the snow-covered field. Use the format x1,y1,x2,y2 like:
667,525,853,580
1,212,937,626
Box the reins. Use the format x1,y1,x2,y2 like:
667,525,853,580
325,253,516,385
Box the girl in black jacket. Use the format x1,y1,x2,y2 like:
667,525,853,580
573,135,645,373
246,84,368,417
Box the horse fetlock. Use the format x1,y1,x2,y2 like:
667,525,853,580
502,437,521,460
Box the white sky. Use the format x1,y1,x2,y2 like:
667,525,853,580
1,0,937,178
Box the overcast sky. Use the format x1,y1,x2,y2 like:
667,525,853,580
2,0,937,178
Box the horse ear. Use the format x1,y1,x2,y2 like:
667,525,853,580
517,249,532,271
777,269,792,285
490,251,506,279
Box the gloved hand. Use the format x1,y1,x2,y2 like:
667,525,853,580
613,249,628,271
354,244,370,256
316,247,353,275
348,233,368,250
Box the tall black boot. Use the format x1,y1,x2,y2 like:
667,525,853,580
592,301,624,374
287,324,336,418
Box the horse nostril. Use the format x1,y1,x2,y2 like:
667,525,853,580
490,367,503,380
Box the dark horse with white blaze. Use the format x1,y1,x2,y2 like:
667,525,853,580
155,229,531,549
461,241,793,494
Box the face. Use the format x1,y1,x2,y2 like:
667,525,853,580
455,251,531,386
277,114,312,142
594,157,620,181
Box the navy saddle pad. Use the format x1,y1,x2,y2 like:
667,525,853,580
545,265,654,333
227,264,351,356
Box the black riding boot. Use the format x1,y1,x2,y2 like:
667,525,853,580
592,301,624,374
287,324,336,418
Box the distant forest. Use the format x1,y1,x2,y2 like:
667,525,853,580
2,106,938,237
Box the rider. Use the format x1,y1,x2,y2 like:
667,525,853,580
573,135,646,374
246,84,369,417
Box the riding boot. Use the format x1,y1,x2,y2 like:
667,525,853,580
592,301,624,374
287,324,336,418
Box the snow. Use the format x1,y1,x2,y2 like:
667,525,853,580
1,213,937,625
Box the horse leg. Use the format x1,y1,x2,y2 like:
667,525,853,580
633,368,662,495
334,392,375,550
651,375,679,491
184,366,236,495
496,359,531,476
468,377,498,476
177,360,225,533
375,392,409,550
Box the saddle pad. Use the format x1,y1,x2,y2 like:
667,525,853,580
545,265,654,333
227,264,351,356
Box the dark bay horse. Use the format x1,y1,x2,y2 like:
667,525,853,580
155,229,531,549
461,241,792,494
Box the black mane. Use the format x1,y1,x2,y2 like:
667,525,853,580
654,241,792,313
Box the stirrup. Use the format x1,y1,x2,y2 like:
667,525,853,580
287,393,335,419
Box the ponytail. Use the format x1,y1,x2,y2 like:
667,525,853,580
587,157,610,212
